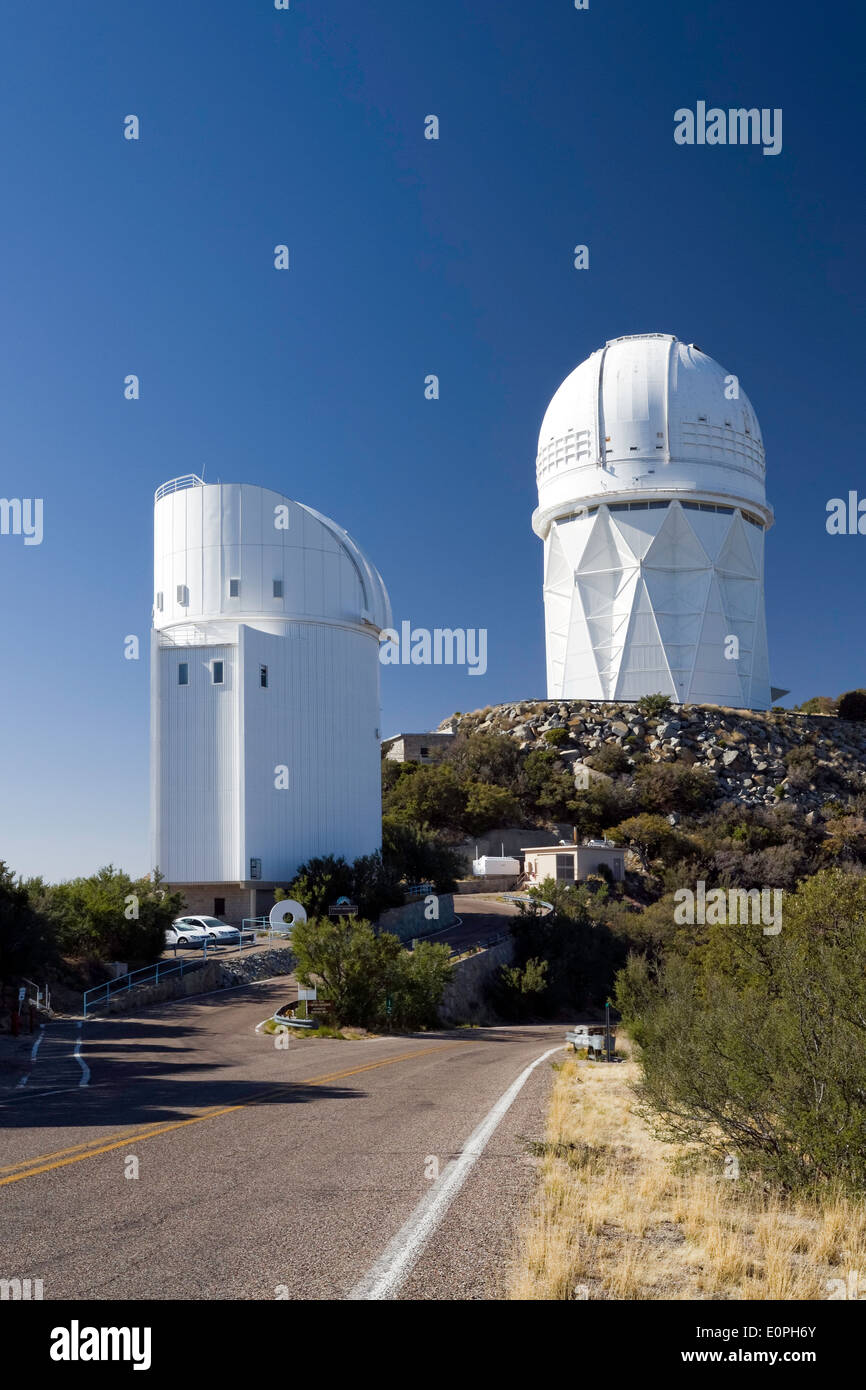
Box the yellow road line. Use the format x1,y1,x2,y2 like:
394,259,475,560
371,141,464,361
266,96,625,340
0,1042,468,1188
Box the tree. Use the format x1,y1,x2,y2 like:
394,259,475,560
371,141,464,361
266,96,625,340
606,814,684,872
795,695,838,715
382,762,466,831
286,855,354,917
290,915,452,1029
0,863,58,983
495,957,549,1020
633,761,717,814
462,781,520,835
821,815,866,864
446,731,522,788
381,818,464,891
518,748,577,821
37,866,182,964
838,690,866,722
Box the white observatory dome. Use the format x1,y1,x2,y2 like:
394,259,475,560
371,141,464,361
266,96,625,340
533,334,774,709
151,477,391,898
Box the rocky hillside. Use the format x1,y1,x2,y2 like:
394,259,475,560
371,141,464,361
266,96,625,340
435,701,866,812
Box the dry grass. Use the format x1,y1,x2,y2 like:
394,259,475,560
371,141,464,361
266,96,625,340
507,1046,866,1300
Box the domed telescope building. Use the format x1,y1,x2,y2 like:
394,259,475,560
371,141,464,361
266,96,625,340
150,477,391,921
532,334,774,709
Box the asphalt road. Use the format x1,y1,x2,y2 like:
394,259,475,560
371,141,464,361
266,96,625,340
0,981,563,1300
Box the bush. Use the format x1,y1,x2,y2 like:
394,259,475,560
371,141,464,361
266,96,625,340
461,781,520,835
36,866,182,965
290,915,453,1029
286,851,405,920
615,870,866,1193
796,695,838,715
285,855,354,917
586,745,630,776
838,690,866,722
518,748,577,822
633,761,717,814
1,864,58,983
382,762,466,831
495,884,624,1017
543,727,569,747
605,814,688,873
637,693,672,718
381,819,464,891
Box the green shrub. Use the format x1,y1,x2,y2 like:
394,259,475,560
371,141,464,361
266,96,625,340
543,727,570,747
290,915,453,1029
615,870,866,1193
637,693,673,718
587,745,630,776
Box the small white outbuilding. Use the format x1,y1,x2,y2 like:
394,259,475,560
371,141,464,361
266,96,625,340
472,855,521,877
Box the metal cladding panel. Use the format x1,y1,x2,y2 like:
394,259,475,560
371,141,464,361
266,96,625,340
152,644,239,882
240,624,383,881
154,483,390,633
543,503,770,709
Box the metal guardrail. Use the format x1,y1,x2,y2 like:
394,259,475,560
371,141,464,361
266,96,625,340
245,918,294,945
22,977,50,1011
154,474,205,502
447,929,510,960
82,930,257,1016
83,956,205,1017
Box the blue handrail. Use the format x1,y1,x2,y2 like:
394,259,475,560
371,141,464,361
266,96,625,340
83,955,206,1017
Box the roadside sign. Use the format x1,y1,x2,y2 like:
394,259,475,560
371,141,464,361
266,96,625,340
297,987,317,1002
328,899,358,917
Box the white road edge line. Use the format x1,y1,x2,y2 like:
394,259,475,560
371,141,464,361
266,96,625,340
73,1023,90,1087
347,1043,565,1301
15,1025,46,1088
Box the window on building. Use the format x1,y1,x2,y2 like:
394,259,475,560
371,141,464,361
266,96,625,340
555,853,575,881
214,897,226,917
555,853,576,881
420,746,430,759
212,661,224,685
178,663,189,686
260,665,268,688
156,592,163,611
273,579,283,598
177,584,189,606
229,579,240,598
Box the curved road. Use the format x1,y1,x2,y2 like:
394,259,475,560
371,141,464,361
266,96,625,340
0,980,563,1301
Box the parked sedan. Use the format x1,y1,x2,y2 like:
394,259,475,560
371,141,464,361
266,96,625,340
165,920,211,949
175,916,247,946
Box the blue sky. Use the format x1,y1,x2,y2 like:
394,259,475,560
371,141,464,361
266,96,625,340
1,0,862,880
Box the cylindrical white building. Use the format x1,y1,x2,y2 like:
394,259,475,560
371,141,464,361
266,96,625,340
150,476,391,920
533,334,773,709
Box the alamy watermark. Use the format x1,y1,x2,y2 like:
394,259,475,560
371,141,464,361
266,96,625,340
0,497,43,545
673,880,782,935
379,621,487,676
674,103,782,157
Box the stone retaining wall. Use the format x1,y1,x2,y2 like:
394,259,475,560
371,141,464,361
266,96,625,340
103,946,296,1015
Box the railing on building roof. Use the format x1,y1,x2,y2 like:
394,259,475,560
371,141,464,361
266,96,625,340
154,474,205,503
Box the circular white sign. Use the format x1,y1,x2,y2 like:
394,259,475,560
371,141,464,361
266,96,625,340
268,899,307,929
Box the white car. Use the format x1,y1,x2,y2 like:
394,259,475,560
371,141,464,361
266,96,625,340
172,916,251,946
165,920,211,949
